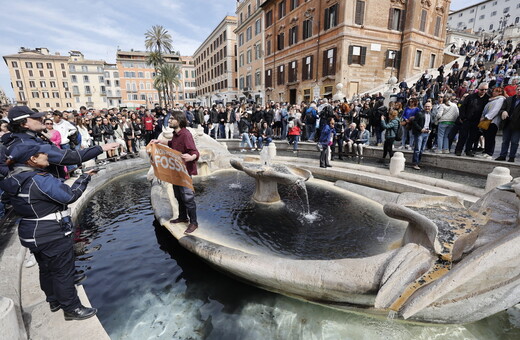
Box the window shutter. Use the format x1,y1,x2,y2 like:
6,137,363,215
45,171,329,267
388,9,394,30
324,7,330,30
355,1,365,25
348,45,354,65
360,47,367,65
385,49,389,67
395,51,401,71
323,50,328,76
399,10,406,31
302,57,307,80
332,48,337,73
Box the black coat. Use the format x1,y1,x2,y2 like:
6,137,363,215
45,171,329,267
500,95,520,131
459,92,490,123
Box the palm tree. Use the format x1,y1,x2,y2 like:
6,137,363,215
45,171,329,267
144,25,173,108
156,64,181,107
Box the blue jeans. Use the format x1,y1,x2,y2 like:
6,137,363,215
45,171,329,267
412,132,429,165
240,132,253,148
437,123,454,152
499,126,520,159
400,126,414,147
257,137,272,149
218,124,226,139
288,135,300,150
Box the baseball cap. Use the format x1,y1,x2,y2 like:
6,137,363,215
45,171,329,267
8,106,46,122
8,144,42,164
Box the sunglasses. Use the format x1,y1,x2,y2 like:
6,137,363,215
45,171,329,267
45,123,53,125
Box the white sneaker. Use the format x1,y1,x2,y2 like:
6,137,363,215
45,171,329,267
405,145,411,150
25,254,36,268
240,149,246,152
442,150,450,154
397,146,404,150
120,152,127,157
483,154,493,160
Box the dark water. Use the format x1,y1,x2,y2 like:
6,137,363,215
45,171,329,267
76,170,520,340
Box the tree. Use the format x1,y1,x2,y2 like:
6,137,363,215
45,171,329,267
144,25,173,108
156,64,181,107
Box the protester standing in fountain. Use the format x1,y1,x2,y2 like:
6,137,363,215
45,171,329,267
318,117,336,168
0,145,99,320
152,110,200,234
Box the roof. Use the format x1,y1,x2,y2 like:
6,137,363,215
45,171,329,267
3,52,69,60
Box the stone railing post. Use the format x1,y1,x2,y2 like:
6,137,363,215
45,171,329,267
389,152,406,176
485,167,512,192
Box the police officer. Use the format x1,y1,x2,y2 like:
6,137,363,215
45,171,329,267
0,145,98,320
1,106,118,178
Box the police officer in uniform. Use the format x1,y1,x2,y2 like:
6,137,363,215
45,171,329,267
0,145,98,320
1,106,118,178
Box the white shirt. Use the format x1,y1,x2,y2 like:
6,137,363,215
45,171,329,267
53,119,77,145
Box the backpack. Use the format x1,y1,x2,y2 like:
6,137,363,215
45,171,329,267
395,121,403,142
288,118,295,129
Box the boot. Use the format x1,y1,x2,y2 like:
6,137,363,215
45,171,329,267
64,305,97,321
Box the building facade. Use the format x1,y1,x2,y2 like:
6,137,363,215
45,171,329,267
261,0,451,103
194,16,239,106
448,0,520,34
116,50,181,109
3,47,72,109
235,0,266,104
68,51,107,109
179,56,197,105
104,64,122,108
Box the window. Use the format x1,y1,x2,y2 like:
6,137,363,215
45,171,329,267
491,11,496,16
239,54,244,67
470,9,474,13
31,91,39,98
61,63,65,70
28,70,33,77
62,71,67,77
434,16,441,37
503,7,509,13
255,19,262,35
49,71,54,77
277,65,285,85
36,63,43,69
246,74,252,88
255,44,262,60
42,92,49,98
239,33,244,47
84,75,90,83
50,81,56,88
481,5,486,9
468,18,474,23
247,49,252,64
355,1,365,25
302,56,313,80
289,26,298,45
323,48,338,75
25,62,33,68
287,61,298,82
246,26,252,41
430,54,436,69
347,46,366,65
71,75,77,83
29,81,36,87
85,86,91,95
15,70,20,79
414,50,422,68
479,15,485,20
81,66,88,72
39,70,44,77
99,76,104,83
40,81,46,88
388,8,405,31
277,33,285,51
419,10,427,32
493,1,497,5
303,19,313,39
385,50,398,68
11,61,18,68
290,0,298,11
239,77,244,90
278,0,286,19
267,40,272,56
255,70,261,86
52,92,60,98
324,3,339,30
16,81,23,89
46,63,52,69
266,10,273,27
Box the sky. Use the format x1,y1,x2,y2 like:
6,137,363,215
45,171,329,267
0,0,479,100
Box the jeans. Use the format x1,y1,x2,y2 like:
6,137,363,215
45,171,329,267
437,123,454,152
218,124,226,139
240,132,253,148
257,137,272,148
288,135,300,151
173,184,198,225
412,132,429,165
319,145,330,167
401,126,414,147
499,126,520,159
306,124,316,141
210,124,219,139
225,123,235,139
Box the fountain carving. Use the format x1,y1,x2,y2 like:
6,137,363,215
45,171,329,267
149,129,520,324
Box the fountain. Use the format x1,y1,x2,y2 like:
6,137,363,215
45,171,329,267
148,128,520,324
229,148,312,204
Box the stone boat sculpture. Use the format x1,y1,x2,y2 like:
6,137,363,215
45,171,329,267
148,128,520,324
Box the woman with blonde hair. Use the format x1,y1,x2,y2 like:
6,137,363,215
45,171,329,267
380,109,400,163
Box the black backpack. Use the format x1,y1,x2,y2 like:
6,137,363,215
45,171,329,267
395,121,403,142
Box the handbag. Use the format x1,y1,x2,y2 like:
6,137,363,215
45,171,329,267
316,143,323,152
478,119,492,130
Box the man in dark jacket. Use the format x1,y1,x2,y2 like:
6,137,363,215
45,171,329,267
454,83,490,157
496,86,520,162
411,102,433,170
1,106,118,179
0,145,98,320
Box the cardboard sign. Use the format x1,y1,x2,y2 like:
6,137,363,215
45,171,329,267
146,143,194,191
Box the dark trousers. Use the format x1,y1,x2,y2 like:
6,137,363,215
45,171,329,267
319,145,330,167
330,135,343,159
33,236,80,312
144,130,154,145
455,120,480,154
173,185,198,225
499,126,520,159
483,123,499,156
383,138,395,159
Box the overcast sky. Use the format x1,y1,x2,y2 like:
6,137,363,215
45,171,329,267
0,0,480,100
